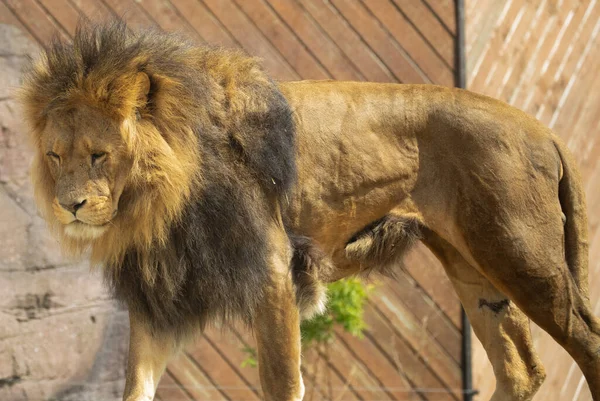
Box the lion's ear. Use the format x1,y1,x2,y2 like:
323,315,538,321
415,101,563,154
120,72,151,145
134,72,151,116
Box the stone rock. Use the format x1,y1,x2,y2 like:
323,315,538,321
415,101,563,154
26,215,68,270
0,23,127,401
0,100,34,188
0,187,31,272
0,24,39,56
0,56,25,99
0,24,38,100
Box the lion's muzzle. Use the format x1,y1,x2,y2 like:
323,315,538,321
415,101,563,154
53,195,116,240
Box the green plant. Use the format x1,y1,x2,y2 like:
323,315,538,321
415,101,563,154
240,345,258,368
241,278,373,367
300,278,372,346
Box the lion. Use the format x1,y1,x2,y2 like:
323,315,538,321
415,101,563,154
20,21,599,401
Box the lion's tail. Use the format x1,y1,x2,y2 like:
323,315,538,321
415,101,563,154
553,136,590,302
290,235,332,320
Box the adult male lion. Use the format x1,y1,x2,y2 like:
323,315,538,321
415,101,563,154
21,22,598,401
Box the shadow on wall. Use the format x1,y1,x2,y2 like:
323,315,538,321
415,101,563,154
49,311,129,401
0,23,129,401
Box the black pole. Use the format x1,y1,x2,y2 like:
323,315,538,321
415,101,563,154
456,0,467,88
455,1,475,400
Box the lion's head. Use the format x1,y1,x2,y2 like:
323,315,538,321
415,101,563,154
21,21,295,270
20,22,210,263
34,94,144,241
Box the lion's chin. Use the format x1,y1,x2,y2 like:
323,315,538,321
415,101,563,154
64,221,109,240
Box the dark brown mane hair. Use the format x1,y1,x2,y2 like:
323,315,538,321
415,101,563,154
21,20,298,336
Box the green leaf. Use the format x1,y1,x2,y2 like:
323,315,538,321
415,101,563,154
241,345,258,368
300,278,373,348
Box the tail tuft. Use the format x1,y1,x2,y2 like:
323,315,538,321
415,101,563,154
290,235,332,320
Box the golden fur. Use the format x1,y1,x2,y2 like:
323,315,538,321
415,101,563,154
21,21,293,266
23,50,200,266
21,21,600,401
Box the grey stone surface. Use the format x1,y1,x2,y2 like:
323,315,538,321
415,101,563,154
0,99,34,188
0,24,39,56
0,24,37,100
0,23,128,401
0,187,31,272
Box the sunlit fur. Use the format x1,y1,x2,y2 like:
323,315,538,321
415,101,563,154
20,22,283,264
21,24,206,266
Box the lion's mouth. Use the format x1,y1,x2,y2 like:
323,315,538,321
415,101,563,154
64,220,111,240
69,208,117,227
75,219,112,226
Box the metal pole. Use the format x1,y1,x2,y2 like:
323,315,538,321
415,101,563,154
456,0,467,88
455,1,476,400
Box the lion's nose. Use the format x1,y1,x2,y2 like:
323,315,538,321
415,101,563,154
61,199,87,215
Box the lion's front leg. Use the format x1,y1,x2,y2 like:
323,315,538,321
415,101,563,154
254,227,304,401
122,310,176,401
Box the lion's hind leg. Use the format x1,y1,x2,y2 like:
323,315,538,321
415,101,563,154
422,229,545,401
457,201,600,399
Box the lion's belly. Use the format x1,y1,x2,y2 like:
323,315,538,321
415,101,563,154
287,179,415,246
284,132,420,271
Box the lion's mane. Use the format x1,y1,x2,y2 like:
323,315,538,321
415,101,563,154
21,21,299,336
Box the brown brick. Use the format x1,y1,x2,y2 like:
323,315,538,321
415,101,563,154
363,303,455,400
155,371,193,401
404,244,462,328
4,0,67,44
266,0,364,80
424,0,456,35
385,273,461,363
67,0,114,21
100,0,156,29
133,0,202,42
0,2,37,44
331,0,427,83
37,0,80,36
170,0,238,48
394,0,455,67
540,3,600,126
301,0,395,82
202,0,299,80
165,353,227,401
323,339,392,401
186,335,260,401
372,286,462,398
363,0,454,86
236,0,329,80
505,1,558,106
335,328,415,399
493,3,538,99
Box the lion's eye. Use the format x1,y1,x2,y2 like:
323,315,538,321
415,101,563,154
46,151,60,161
91,152,107,165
